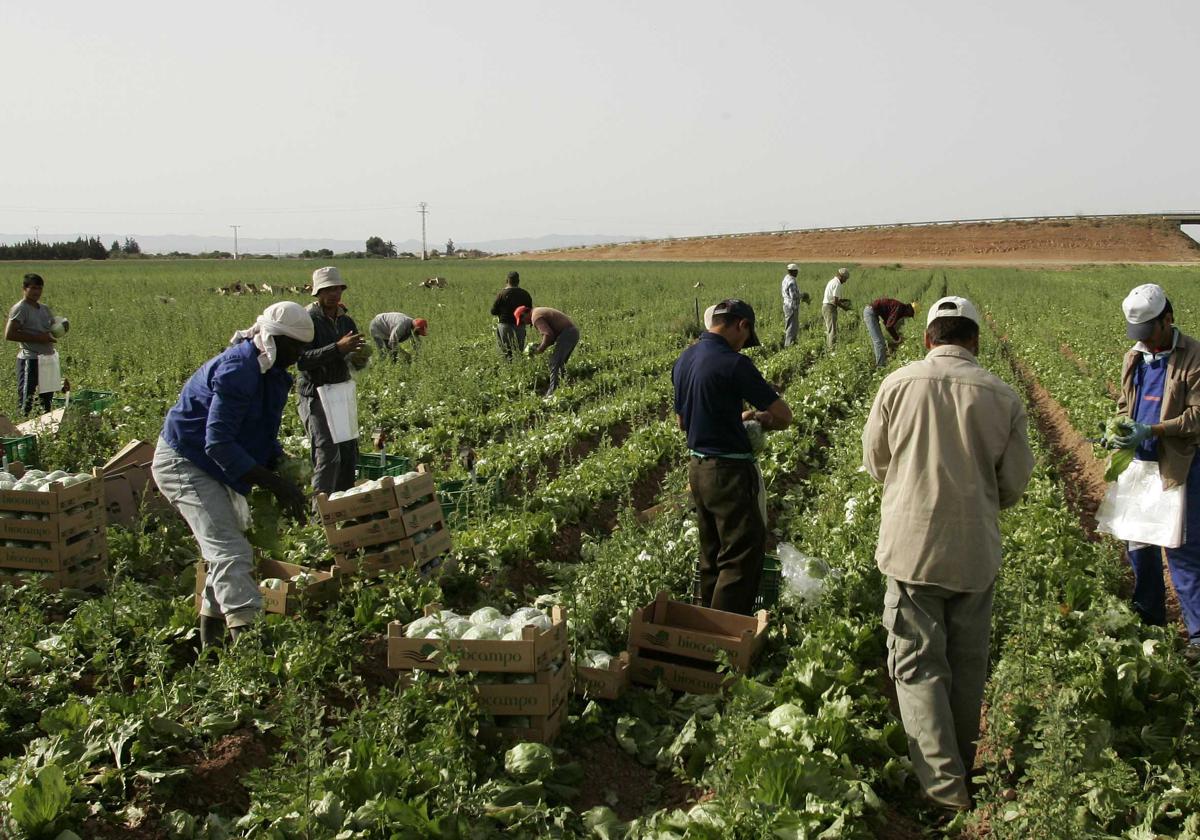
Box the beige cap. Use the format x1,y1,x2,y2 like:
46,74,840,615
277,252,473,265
786,263,798,271
926,295,980,327
311,266,345,295
836,267,849,279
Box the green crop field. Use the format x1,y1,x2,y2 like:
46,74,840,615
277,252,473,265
1,259,1199,839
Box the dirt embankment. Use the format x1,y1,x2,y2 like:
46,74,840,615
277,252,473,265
518,216,1200,265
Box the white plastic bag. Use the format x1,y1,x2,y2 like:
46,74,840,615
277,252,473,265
37,352,62,393
317,380,359,443
1096,458,1185,548
227,487,252,533
777,542,828,606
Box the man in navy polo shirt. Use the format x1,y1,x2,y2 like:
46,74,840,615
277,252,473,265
673,299,793,614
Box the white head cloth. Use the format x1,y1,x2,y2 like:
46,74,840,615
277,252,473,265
230,301,315,373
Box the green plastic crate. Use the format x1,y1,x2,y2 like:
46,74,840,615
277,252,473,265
438,477,499,520
692,553,781,611
52,389,116,413
356,452,412,480
1,435,38,469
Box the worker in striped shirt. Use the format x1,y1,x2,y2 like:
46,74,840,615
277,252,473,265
863,298,916,368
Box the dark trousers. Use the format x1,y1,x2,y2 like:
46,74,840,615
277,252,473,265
546,326,579,396
298,393,358,498
17,357,52,416
496,323,526,360
1128,455,1200,644
690,456,767,615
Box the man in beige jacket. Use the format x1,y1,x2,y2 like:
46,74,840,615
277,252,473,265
862,295,1034,811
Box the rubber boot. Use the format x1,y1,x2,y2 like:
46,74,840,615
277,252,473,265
199,615,227,649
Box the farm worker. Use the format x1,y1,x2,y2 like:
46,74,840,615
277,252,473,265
517,305,579,398
821,268,852,351
780,263,806,347
1111,284,1200,660
673,299,793,615
491,270,533,360
297,266,367,497
862,298,917,368
6,273,59,415
151,301,312,647
863,296,1033,811
369,312,427,362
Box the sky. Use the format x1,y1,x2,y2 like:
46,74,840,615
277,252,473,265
2,0,1198,246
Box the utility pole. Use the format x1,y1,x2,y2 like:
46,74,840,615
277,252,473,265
229,225,240,260
34,226,39,244
417,202,429,260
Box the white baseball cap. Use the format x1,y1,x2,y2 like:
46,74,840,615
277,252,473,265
786,263,798,271
1122,284,1169,340
703,303,717,329
311,266,345,295
926,295,980,327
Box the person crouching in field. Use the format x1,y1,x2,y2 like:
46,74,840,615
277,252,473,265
152,302,311,647
517,305,579,398
863,296,1033,811
673,299,792,615
1111,284,1200,662
369,312,427,362
862,298,917,368
6,273,58,414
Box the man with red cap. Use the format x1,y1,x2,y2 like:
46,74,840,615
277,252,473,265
369,311,427,362
516,305,578,397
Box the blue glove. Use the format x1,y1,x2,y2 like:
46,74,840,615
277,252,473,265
1112,422,1152,449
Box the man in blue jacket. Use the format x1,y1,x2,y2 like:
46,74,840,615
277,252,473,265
152,302,312,647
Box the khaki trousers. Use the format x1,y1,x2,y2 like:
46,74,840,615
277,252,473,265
822,304,838,350
883,577,994,809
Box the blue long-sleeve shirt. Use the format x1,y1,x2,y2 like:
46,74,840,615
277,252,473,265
160,340,290,493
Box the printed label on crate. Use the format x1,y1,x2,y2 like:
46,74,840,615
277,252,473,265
630,655,729,695
387,608,567,673
636,627,742,661
474,664,571,715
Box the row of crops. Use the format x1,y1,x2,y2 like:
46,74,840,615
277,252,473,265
1,260,1198,837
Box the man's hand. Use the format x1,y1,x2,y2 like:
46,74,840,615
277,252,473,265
272,479,307,521
335,331,366,355
1112,422,1153,449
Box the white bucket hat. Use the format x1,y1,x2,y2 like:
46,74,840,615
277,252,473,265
311,266,345,295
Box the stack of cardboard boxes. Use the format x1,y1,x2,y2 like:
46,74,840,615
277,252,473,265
0,470,108,591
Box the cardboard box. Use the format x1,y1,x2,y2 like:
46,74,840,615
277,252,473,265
387,605,568,673
628,649,733,695
103,440,157,474
627,591,768,672
574,651,631,700
315,473,436,526
194,558,338,616
323,499,444,553
474,660,571,716
0,557,108,592
333,522,452,576
0,475,103,516
0,502,103,543
480,698,567,745
0,531,107,572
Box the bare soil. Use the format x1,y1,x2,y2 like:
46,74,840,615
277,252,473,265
518,217,1200,265
165,728,278,816
572,736,705,820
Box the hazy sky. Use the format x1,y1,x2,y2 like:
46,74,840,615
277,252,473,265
3,0,1197,245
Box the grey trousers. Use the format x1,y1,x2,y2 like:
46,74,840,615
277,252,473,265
863,305,887,368
783,306,799,347
822,304,838,350
496,323,526,360
299,393,358,496
151,438,261,626
546,326,579,396
883,577,994,809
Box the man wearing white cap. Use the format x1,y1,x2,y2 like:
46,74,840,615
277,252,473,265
297,267,367,497
821,268,852,351
152,302,313,647
781,264,803,347
863,296,1034,811
1112,284,1200,659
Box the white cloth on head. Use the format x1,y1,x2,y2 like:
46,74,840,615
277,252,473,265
229,301,315,373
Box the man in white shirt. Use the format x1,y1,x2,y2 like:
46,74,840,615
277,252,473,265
781,263,802,347
822,268,851,351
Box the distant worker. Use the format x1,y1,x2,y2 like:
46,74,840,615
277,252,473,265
821,267,852,351
863,296,1034,812
6,273,60,415
1110,284,1200,661
491,270,533,360
152,301,311,647
673,299,793,615
863,298,917,368
516,305,579,397
369,312,428,362
297,267,367,497
780,263,809,347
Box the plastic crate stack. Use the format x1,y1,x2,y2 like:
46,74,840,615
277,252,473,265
387,605,572,744
316,472,452,578
0,473,107,592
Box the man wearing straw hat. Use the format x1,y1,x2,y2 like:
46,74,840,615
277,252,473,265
152,301,312,647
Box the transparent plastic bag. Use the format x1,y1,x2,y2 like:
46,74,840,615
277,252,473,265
777,542,829,606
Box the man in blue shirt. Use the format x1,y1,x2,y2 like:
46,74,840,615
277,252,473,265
673,299,793,614
1112,284,1200,662
152,302,312,648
